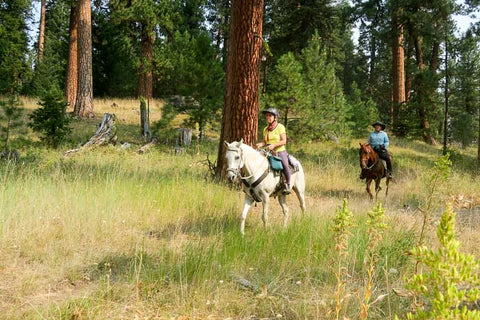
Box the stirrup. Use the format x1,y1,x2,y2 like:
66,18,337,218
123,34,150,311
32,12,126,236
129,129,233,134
283,185,291,194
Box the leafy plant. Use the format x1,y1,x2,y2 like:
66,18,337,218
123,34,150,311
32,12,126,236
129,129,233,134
29,87,71,148
358,202,387,320
417,153,452,247
0,94,23,150
405,204,480,319
332,199,354,320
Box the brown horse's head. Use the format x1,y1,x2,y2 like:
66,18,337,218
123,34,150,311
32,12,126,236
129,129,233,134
359,143,377,170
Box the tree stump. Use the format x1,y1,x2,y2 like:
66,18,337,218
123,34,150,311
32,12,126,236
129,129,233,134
176,128,192,146
65,113,118,156
1,149,20,163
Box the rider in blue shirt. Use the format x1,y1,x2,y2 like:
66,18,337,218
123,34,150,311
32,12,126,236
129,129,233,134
361,121,393,179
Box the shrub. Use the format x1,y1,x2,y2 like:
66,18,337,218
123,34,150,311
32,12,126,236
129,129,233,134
29,87,71,148
0,93,23,150
405,204,480,319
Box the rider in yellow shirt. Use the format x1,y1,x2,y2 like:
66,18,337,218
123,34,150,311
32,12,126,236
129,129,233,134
256,108,291,194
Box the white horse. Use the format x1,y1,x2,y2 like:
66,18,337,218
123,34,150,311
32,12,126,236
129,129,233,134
224,139,306,235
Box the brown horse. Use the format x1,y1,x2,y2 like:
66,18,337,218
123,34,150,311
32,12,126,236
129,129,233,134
359,143,392,200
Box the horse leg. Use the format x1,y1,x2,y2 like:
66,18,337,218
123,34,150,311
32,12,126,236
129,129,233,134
385,177,390,197
261,197,270,230
375,178,382,201
278,194,289,228
292,184,306,214
240,196,254,236
366,179,373,200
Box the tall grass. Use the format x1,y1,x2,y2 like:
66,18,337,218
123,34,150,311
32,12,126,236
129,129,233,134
0,98,479,319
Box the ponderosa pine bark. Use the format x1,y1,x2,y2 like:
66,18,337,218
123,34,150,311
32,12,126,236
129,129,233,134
73,0,94,118
216,0,264,179
138,26,153,99
37,0,46,62
65,3,78,109
391,8,405,135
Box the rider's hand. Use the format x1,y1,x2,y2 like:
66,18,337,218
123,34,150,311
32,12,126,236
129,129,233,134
267,144,275,151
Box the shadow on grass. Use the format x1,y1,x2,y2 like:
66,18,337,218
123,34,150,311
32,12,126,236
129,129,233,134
146,211,239,239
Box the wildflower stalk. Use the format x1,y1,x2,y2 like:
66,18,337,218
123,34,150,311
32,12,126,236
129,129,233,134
359,202,386,320
332,199,354,320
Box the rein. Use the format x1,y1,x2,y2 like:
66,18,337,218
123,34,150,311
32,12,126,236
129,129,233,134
227,146,271,202
361,148,380,170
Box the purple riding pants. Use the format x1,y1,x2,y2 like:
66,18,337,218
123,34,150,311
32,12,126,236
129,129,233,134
277,150,291,186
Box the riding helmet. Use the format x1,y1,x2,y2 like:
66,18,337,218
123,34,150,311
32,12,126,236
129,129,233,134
261,108,279,118
372,121,386,130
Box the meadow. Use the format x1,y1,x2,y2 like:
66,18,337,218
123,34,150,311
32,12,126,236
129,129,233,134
1,97,479,319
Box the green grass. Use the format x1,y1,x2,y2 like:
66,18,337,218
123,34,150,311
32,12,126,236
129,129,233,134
0,97,479,319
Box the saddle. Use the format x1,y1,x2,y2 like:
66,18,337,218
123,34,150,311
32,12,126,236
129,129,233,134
267,152,300,173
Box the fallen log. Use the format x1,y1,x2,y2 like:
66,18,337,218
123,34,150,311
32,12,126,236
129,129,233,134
65,113,118,156
137,137,158,154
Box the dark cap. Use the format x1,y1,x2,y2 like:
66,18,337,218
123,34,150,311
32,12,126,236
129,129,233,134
372,121,386,130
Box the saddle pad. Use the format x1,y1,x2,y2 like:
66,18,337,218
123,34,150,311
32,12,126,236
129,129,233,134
288,154,300,173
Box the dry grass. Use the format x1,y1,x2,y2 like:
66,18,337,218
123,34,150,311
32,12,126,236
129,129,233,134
0,97,479,319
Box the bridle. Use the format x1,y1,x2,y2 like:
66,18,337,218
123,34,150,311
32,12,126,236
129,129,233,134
360,146,379,170
226,146,254,181
226,146,271,200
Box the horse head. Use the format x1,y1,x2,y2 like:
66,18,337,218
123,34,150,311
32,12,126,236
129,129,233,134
359,142,376,170
224,139,244,182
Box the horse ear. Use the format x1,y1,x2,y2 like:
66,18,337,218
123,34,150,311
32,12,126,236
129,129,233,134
359,142,362,147
239,138,244,144
224,141,230,148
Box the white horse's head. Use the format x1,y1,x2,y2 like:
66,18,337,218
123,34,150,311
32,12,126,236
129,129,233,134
224,139,244,182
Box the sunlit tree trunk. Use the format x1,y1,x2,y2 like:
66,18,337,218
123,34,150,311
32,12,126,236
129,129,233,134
74,0,94,118
216,0,264,179
138,26,153,99
37,0,46,62
65,3,78,109
392,8,405,135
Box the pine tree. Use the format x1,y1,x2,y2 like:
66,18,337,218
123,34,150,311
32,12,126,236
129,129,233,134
0,0,31,93
216,0,264,179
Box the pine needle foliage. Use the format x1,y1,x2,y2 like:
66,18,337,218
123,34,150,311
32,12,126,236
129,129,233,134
0,93,23,150
29,87,71,148
405,204,480,319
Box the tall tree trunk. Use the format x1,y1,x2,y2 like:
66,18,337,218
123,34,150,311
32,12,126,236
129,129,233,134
138,25,153,99
405,42,413,101
215,0,264,179
392,9,405,135
37,0,46,62
74,0,94,118
413,35,438,144
65,4,78,109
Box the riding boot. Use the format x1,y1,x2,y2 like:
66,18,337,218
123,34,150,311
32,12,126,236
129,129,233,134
283,183,291,194
387,170,393,178
385,158,393,178
360,171,366,180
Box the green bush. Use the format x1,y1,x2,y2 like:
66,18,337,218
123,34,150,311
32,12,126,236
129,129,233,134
29,87,71,148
